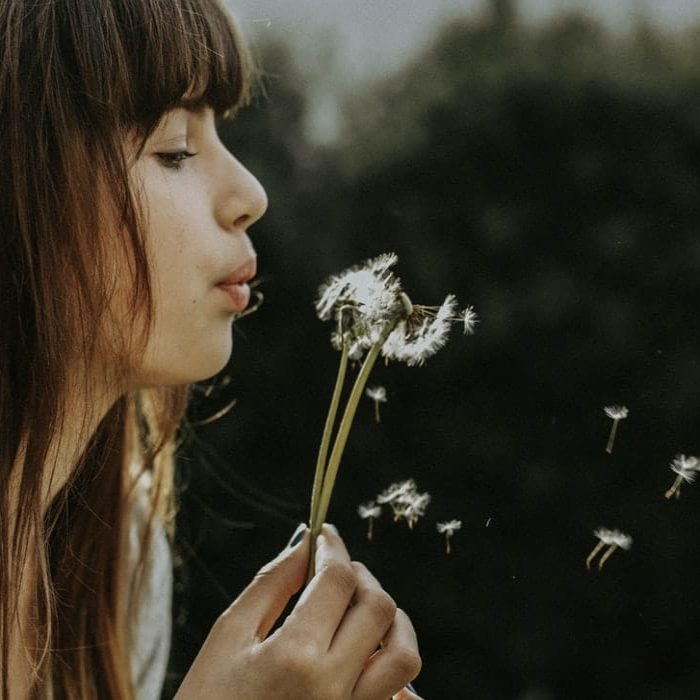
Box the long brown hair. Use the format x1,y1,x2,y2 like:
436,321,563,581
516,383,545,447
0,0,254,696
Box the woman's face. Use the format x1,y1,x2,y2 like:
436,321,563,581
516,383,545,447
126,106,267,387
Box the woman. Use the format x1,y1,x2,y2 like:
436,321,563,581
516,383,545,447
0,0,422,697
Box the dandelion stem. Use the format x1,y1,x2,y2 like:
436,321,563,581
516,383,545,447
586,541,605,570
368,518,374,541
307,342,349,580
606,420,619,454
309,341,349,525
374,401,381,424
598,543,618,571
665,475,683,500
309,330,391,580
445,534,452,555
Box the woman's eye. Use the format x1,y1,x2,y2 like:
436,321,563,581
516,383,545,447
155,150,197,170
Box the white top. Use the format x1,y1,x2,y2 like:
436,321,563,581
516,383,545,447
127,475,173,700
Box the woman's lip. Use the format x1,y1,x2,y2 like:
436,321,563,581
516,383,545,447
217,257,257,286
216,281,251,312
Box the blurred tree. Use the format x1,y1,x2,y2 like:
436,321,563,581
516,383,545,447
489,0,518,30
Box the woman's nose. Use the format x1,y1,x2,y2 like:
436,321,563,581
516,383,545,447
218,155,268,232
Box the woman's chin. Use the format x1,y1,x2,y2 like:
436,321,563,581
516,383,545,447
182,342,234,384
134,338,233,387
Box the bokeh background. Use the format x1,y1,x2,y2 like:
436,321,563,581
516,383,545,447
164,1,700,697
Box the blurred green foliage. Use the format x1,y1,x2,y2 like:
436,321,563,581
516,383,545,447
166,9,700,699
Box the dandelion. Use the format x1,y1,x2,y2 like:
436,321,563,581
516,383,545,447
365,385,387,423
357,502,382,541
664,454,700,500
603,405,628,454
437,520,462,554
586,527,632,571
307,253,477,578
317,253,476,367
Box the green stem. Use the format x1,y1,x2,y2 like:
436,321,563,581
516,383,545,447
307,321,397,583
307,341,349,581
313,335,386,534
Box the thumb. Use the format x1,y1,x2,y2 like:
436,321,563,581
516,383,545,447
226,524,310,641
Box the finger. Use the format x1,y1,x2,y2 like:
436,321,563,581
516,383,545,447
330,563,396,677
353,608,421,700
221,525,310,642
282,524,357,651
314,523,352,572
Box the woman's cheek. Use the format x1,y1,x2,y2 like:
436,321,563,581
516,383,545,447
135,285,234,386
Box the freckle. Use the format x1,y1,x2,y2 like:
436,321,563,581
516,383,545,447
192,299,197,304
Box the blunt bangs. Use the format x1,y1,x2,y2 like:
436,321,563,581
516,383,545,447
51,0,252,138
108,0,253,138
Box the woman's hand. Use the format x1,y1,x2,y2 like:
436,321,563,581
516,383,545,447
174,524,421,700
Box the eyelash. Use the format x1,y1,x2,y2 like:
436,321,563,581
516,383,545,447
156,150,197,170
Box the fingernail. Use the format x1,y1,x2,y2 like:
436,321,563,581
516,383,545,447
287,523,306,548
406,682,417,693
326,523,339,535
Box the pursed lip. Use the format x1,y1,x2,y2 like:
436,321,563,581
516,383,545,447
216,256,257,287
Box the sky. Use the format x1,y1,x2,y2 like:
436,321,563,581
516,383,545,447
228,0,700,81
226,0,700,141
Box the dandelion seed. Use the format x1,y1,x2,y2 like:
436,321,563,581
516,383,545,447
437,520,462,554
388,490,431,529
376,479,417,505
357,502,382,541
462,306,479,335
665,454,700,500
365,385,387,423
402,492,431,530
376,479,430,529
586,527,632,571
604,405,629,420
603,405,628,454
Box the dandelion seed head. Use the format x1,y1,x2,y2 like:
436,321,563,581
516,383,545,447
381,295,457,366
670,454,700,482
593,527,632,550
604,405,629,420
358,502,382,519
317,253,476,364
365,386,387,403
437,520,462,535
315,253,404,328
462,306,479,335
